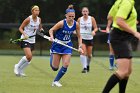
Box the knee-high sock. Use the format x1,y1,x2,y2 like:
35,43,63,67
109,55,114,67
119,77,129,93
87,57,91,66
80,55,87,69
19,61,30,73
102,74,121,93
54,66,67,81
17,56,28,68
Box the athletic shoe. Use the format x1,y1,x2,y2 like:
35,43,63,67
81,68,87,73
14,64,20,75
19,70,27,77
109,66,114,70
20,72,27,77
52,81,62,87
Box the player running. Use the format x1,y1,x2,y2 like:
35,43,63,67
77,7,98,73
49,4,83,87
14,5,43,77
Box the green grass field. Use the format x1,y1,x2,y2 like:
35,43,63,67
0,56,140,93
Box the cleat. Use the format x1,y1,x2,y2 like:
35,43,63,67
52,81,62,87
20,70,27,77
81,68,87,73
15,74,21,77
109,66,114,70
20,73,27,77
14,64,20,75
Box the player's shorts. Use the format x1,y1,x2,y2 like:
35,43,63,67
110,28,134,59
51,40,73,55
20,41,35,51
82,39,93,46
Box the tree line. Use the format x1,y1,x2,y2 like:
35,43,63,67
0,0,140,24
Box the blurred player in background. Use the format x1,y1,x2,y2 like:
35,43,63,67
14,5,43,77
49,5,83,87
77,7,98,73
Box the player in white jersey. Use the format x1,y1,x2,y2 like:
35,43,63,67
14,5,43,76
77,7,98,73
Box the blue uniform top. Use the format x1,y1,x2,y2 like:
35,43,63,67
55,19,76,41
51,19,77,55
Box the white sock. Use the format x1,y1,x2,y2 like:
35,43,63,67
17,56,28,68
19,61,30,74
80,55,87,69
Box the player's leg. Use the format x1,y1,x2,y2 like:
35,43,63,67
86,45,92,72
109,44,115,70
51,54,61,87
119,59,132,93
103,36,132,93
80,43,87,73
52,54,70,87
19,47,32,76
102,58,131,93
14,41,33,76
50,53,61,71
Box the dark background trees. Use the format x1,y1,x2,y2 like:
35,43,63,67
0,0,140,24
0,0,140,54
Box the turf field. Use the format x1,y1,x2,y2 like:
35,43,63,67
0,56,140,93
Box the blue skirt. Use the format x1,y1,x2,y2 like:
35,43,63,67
51,42,73,55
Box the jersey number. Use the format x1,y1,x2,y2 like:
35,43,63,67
63,35,70,40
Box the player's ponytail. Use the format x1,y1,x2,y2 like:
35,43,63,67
66,4,75,14
67,4,74,9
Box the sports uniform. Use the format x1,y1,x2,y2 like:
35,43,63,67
79,15,95,73
14,14,40,77
51,19,76,55
50,19,77,87
20,15,40,50
80,16,93,46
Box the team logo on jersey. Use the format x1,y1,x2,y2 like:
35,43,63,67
62,30,73,34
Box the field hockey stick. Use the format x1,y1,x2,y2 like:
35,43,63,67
9,35,35,44
98,27,113,33
98,27,108,33
36,30,79,52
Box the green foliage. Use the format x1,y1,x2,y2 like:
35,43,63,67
0,0,139,23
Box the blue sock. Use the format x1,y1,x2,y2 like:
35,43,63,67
109,55,114,67
54,66,67,81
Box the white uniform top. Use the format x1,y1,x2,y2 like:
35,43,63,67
80,16,93,40
21,15,40,43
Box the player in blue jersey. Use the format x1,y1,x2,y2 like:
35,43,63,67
49,4,83,87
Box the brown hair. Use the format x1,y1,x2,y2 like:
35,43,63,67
67,4,74,9
82,7,89,11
